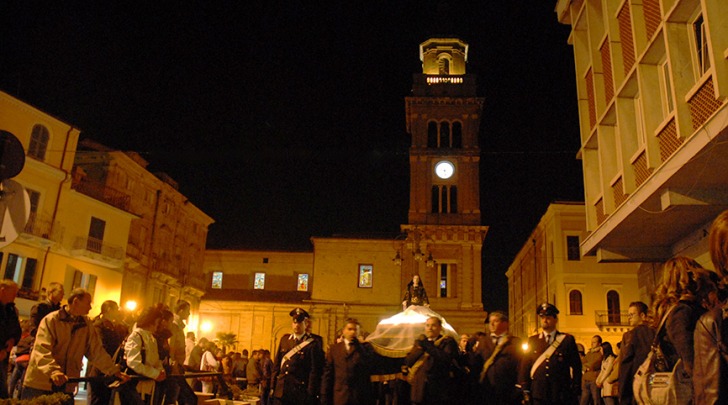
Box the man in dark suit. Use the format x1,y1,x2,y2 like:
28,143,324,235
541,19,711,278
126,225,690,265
271,308,325,405
404,316,459,405
618,301,655,405
518,303,581,405
472,310,523,405
321,318,374,405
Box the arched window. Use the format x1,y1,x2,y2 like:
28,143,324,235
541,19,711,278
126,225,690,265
569,290,583,315
452,122,462,148
607,290,621,324
28,124,50,161
439,122,450,148
438,58,450,75
427,122,438,148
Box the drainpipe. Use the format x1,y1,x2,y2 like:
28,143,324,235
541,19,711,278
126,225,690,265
37,126,74,292
144,189,162,304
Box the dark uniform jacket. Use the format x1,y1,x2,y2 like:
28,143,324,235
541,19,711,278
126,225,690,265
472,334,523,405
404,334,458,405
321,339,374,405
272,332,325,405
518,331,581,405
617,323,655,405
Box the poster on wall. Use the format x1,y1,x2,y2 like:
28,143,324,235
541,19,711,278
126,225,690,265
358,264,373,288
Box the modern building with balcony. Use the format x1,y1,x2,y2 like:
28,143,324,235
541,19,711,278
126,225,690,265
554,0,727,284
0,91,136,315
506,202,640,345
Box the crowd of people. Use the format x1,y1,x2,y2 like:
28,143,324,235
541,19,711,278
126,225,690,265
0,211,726,405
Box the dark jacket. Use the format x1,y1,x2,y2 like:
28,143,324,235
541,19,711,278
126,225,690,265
321,339,375,405
403,283,429,307
693,303,728,405
518,331,581,405
659,300,704,376
404,335,458,404
0,302,22,350
473,334,523,404
272,332,325,405
618,323,655,405
29,300,61,330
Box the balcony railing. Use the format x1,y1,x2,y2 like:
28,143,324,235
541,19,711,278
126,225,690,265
23,212,53,239
594,310,630,327
73,236,124,261
72,177,131,212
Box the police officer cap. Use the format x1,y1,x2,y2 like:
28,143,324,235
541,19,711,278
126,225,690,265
290,307,310,323
537,302,559,317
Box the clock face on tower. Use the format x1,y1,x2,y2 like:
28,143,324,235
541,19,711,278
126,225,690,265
434,160,455,179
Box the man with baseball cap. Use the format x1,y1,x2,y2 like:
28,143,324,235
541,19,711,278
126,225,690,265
518,303,581,405
271,308,324,405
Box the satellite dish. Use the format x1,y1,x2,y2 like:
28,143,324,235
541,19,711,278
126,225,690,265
0,130,26,180
0,179,31,248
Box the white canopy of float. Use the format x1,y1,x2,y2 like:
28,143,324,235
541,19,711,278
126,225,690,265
365,305,459,358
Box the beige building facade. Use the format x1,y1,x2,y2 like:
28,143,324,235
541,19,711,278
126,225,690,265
507,202,641,346
554,0,727,276
73,140,214,322
1,91,135,317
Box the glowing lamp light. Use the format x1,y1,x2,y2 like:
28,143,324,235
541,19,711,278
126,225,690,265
522,342,530,352
200,321,213,333
124,300,137,312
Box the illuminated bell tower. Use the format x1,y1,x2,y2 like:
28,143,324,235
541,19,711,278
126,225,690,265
400,37,488,317
405,38,482,226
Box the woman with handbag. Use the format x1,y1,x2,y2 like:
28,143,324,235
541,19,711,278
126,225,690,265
638,257,714,405
596,342,618,405
692,210,728,405
199,341,219,393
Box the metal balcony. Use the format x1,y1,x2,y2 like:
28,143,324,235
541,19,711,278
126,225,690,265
594,310,630,327
23,212,54,240
71,236,125,267
72,177,131,211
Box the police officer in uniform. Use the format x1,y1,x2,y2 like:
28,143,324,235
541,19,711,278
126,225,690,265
518,303,581,405
271,308,324,405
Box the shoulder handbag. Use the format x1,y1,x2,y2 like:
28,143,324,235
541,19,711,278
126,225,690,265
633,306,692,405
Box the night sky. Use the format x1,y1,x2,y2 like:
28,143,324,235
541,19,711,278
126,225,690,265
0,2,584,311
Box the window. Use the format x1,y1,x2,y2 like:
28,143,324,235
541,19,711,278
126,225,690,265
438,57,450,75
28,124,49,161
87,217,106,253
358,265,372,288
658,60,674,117
607,290,621,324
297,274,309,291
431,185,458,214
692,14,711,79
569,290,583,315
211,271,223,289
428,122,438,148
4,254,22,281
21,258,37,290
566,236,580,261
72,269,97,297
451,122,462,148
634,95,646,146
254,273,265,289
439,122,450,148
437,263,456,298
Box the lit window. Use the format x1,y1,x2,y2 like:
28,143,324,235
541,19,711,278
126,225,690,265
254,273,265,289
211,271,223,289
297,274,309,291
4,254,23,282
358,265,372,288
71,269,97,297
438,263,456,298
